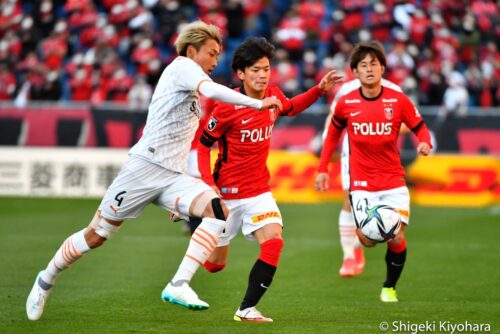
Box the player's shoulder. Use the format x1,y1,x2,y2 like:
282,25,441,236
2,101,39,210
338,88,362,105
381,78,403,92
381,87,412,104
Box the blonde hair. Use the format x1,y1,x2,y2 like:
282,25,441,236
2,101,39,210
175,21,222,56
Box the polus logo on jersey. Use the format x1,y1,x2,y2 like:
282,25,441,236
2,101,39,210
207,116,218,131
384,107,393,120
352,122,392,135
240,125,274,142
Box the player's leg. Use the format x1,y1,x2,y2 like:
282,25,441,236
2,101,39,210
380,187,410,302
338,134,364,276
234,193,283,322
339,191,364,276
158,177,229,310
26,155,161,320
381,225,407,302
26,211,123,320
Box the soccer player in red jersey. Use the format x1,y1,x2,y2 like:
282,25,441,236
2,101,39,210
197,37,343,322
316,41,432,302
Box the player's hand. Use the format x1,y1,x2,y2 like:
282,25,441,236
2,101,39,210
261,96,282,111
315,172,330,192
318,69,344,92
211,185,222,198
417,142,430,156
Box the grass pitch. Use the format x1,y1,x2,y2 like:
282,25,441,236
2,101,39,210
0,197,498,334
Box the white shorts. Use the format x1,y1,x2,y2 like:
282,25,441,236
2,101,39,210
218,192,283,246
340,134,350,190
100,154,213,220
350,186,410,226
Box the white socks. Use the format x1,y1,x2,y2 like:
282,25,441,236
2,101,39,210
171,217,225,283
41,229,91,286
339,210,356,260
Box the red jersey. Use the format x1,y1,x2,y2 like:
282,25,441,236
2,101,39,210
199,85,325,199
319,86,431,191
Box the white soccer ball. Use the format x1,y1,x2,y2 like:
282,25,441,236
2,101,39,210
359,204,402,243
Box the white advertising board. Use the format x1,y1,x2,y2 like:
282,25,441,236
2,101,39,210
0,147,128,197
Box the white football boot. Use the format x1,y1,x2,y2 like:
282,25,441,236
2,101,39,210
234,306,273,322
26,271,52,320
161,282,209,310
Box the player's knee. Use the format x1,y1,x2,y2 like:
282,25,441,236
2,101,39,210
259,238,284,267
388,235,407,253
84,229,107,248
210,197,227,220
204,260,226,273
87,216,121,247
356,228,376,248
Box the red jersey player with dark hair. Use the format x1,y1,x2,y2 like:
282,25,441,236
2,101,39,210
198,37,343,322
316,41,432,303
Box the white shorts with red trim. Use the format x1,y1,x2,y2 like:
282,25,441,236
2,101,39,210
218,192,283,246
100,154,213,221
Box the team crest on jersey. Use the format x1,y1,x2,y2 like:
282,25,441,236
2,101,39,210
384,108,393,120
269,108,276,122
207,116,218,131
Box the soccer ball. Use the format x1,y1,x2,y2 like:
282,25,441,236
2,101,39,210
358,204,402,243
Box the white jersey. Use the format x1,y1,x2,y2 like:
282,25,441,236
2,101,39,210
129,56,211,173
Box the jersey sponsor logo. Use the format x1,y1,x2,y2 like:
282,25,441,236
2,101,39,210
269,108,276,122
240,125,273,142
352,122,392,135
207,116,218,131
350,111,362,117
235,105,246,110
221,187,238,194
382,98,398,103
241,117,254,124
251,211,281,223
384,107,393,120
345,99,361,104
353,180,368,187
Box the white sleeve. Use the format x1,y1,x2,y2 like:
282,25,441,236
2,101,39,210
198,81,262,109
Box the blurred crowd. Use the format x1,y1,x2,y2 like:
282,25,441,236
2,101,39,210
0,0,499,110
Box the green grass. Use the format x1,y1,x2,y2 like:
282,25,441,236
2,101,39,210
0,198,499,334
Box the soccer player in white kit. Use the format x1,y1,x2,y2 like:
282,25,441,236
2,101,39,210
26,21,283,320
322,78,403,277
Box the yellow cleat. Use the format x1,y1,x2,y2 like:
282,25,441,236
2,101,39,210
380,287,398,302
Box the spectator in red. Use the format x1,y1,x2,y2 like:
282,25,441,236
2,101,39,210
69,68,93,101
0,63,16,100
105,67,134,103
0,0,23,38
298,0,325,37
41,20,69,71
409,8,431,47
275,4,306,61
131,38,161,75
386,41,415,87
369,2,393,42
200,8,228,38
66,1,99,31
269,48,300,96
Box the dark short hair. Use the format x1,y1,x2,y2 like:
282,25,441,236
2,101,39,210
231,37,275,72
350,41,387,69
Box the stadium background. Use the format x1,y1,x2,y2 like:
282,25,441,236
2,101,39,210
0,0,499,333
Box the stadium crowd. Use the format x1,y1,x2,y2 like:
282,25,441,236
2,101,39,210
0,0,498,108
